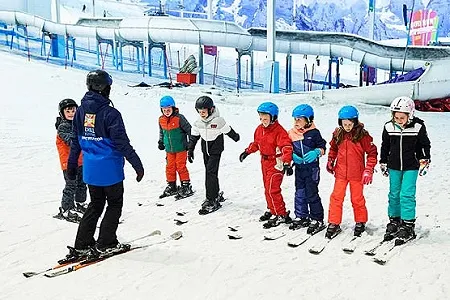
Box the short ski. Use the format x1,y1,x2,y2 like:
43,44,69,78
174,190,195,200
373,235,419,265
44,231,182,278
263,231,286,240
23,230,161,278
308,227,342,254
287,225,326,248
342,232,370,254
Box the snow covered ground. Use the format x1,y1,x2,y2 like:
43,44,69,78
1,43,450,299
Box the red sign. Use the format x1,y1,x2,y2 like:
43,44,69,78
204,45,217,56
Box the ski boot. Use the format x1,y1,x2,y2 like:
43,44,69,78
354,222,366,237
199,198,221,215
53,207,82,223
159,182,178,199
175,181,194,200
263,211,292,229
395,219,416,246
74,202,88,214
94,242,131,258
307,219,325,235
383,217,401,241
259,211,272,222
289,217,311,230
58,246,93,264
325,223,341,239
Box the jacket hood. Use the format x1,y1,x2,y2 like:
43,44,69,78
81,91,111,113
201,106,220,123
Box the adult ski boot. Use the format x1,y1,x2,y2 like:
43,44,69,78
58,246,93,264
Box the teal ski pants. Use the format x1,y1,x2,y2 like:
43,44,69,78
388,169,419,220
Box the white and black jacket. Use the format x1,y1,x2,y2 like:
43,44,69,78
380,117,431,171
188,107,239,155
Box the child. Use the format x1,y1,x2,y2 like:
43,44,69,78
288,104,327,234
239,102,293,229
158,95,193,199
326,105,377,238
380,96,431,245
55,99,87,223
188,96,240,215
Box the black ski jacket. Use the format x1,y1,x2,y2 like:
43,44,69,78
380,117,431,171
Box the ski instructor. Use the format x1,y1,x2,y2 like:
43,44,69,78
63,69,144,262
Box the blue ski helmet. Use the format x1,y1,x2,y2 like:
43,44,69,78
257,102,279,122
292,104,314,122
338,105,359,126
338,105,359,119
160,95,175,108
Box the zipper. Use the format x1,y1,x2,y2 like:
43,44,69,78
205,122,209,156
167,117,173,151
399,127,403,170
300,140,305,164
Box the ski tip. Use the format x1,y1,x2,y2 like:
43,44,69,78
171,231,183,240
228,234,242,240
373,258,387,265
308,249,321,255
151,230,162,236
23,272,37,278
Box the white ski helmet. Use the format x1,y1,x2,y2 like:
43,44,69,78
390,96,415,120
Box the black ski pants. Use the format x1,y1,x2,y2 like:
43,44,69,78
203,152,222,201
74,181,124,250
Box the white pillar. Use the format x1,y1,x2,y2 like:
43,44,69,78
207,0,213,19
267,0,275,61
54,0,61,23
368,0,375,40
92,0,96,17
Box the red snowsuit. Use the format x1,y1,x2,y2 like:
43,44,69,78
245,121,293,216
327,125,377,224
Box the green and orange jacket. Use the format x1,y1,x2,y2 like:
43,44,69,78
158,108,192,153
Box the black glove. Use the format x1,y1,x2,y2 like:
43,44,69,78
239,151,249,162
227,127,240,142
67,167,77,180
158,140,165,151
283,164,293,176
188,149,194,163
136,170,144,182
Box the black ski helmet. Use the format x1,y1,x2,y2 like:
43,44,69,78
58,98,78,119
195,96,214,116
86,69,113,98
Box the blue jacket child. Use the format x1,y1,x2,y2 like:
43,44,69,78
287,104,327,234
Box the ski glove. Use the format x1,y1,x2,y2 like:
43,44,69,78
188,149,194,163
292,153,305,165
326,159,335,175
380,163,389,177
239,151,249,162
227,127,240,142
136,170,144,182
362,169,373,185
419,159,430,176
158,140,165,151
303,148,321,164
283,164,293,176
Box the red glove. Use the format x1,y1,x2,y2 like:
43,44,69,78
362,169,373,185
326,159,335,175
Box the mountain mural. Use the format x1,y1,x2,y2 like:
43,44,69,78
140,0,448,40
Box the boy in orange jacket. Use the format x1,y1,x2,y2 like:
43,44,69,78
326,105,377,238
55,99,87,222
239,102,293,229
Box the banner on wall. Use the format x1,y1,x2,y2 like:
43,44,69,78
409,9,439,46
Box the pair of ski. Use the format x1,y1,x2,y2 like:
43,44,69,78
364,234,419,265
159,189,195,201
23,230,182,278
